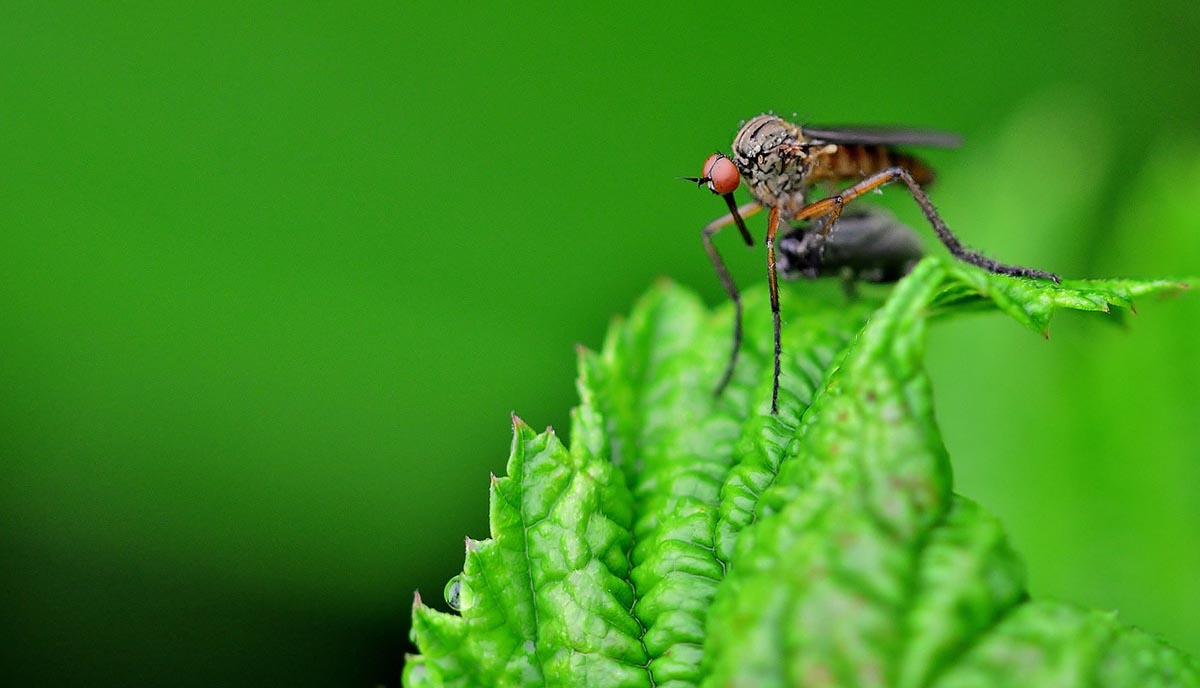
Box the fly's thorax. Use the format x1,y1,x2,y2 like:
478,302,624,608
731,114,812,211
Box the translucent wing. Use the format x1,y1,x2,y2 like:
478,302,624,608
802,125,962,148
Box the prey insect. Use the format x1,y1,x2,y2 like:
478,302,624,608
684,114,1059,414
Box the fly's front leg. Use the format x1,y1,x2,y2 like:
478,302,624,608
794,167,1060,282
703,201,763,397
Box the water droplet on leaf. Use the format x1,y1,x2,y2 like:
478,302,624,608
444,575,463,611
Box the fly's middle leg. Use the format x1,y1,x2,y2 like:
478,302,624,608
765,206,783,415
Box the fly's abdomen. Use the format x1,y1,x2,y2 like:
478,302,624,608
809,144,936,185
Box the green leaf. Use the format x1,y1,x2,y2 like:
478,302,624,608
406,259,1196,687
930,263,1190,335
409,406,648,686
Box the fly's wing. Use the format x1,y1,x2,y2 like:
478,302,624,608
802,125,962,148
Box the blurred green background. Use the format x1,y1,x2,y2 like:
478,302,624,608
2,1,1197,685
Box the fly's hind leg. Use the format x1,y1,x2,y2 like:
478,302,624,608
702,201,763,397
794,167,1060,282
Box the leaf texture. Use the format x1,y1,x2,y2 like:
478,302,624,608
405,259,1196,687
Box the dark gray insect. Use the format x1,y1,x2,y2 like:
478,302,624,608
776,208,923,284
683,114,1059,413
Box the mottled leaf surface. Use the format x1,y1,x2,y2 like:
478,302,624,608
405,259,1195,687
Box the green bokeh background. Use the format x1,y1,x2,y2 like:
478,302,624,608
3,2,1197,685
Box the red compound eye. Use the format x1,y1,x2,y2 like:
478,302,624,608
702,154,740,195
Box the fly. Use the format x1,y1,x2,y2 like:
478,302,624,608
683,114,1059,414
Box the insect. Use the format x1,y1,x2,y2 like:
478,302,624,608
776,207,923,285
684,114,1059,414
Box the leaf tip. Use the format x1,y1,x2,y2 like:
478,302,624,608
511,412,529,431
464,536,478,552
413,589,424,608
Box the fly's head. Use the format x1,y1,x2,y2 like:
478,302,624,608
731,114,812,208
680,152,753,245
688,152,741,197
